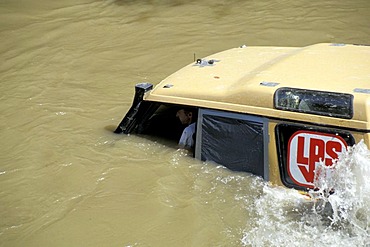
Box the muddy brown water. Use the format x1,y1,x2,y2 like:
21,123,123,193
1,0,369,246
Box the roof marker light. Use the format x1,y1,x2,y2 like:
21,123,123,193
163,84,173,88
354,88,370,94
194,59,220,67
260,81,279,87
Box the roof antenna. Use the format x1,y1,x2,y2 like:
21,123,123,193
194,53,196,62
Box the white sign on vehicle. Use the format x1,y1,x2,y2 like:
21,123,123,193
287,131,348,188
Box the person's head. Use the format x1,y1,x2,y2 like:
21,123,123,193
176,108,194,125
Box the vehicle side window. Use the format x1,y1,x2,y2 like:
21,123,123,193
196,109,269,179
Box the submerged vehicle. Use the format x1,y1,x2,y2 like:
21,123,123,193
115,43,370,192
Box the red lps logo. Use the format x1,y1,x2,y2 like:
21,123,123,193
287,131,348,188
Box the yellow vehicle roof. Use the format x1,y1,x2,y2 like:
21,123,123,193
146,43,370,130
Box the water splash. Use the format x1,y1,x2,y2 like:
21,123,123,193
242,140,370,247
309,139,370,244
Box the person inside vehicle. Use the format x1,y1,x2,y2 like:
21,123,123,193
176,108,197,150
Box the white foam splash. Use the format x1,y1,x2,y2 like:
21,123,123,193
241,140,370,246
309,139,370,242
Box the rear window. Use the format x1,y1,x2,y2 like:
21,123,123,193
274,87,353,119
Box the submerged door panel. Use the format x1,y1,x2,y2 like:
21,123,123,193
195,109,269,180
